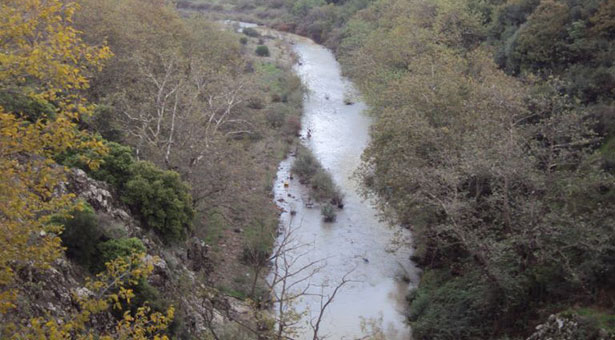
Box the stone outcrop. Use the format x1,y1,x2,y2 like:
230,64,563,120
9,167,254,337
66,169,134,225
528,314,615,340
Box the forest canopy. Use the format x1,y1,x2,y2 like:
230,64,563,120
336,0,615,338
225,0,615,337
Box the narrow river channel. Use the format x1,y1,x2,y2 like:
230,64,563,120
270,33,421,340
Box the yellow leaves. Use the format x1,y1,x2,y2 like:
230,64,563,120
11,254,174,339
0,1,174,338
0,290,17,314
1,0,110,325
1,0,112,111
116,304,175,340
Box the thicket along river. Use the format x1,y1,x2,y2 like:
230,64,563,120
267,29,421,340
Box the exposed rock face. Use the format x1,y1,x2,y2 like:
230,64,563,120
16,168,247,337
66,169,134,225
19,258,80,319
186,237,213,272
528,314,615,340
62,169,236,336
145,254,170,288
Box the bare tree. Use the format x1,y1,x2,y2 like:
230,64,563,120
196,218,354,340
119,49,253,169
266,219,355,340
309,271,354,340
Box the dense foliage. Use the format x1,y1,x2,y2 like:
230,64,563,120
330,0,615,338
55,204,102,270
98,238,147,266
59,141,195,243
0,0,174,337
0,0,109,316
123,161,195,242
227,0,615,336
490,0,615,104
256,45,271,56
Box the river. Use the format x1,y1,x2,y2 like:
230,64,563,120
266,32,421,340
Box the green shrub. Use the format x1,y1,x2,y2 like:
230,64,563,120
241,222,273,268
91,142,135,189
110,277,171,329
321,203,337,222
88,105,124,142
291,0,326,17
601,136,615,173
292,146,320,179
58,142,193,243
55,203,102,269
311,169,340,202
247,96,265,109
0,91,55,122
573,308,615,335
54,135,106,171
408,269,498,339
122,161,194,242
255,45,270,57
56,141,135,191
202,210,227,247
292,146,344,206
242,27,259,37
98,237,145,263
130,279,166,314
239,36,248,45
265,103,291,128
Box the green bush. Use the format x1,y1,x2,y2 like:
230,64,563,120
241,221,273,268
255,45,270,57
55,203,102,269
321,203,337,222
292,146,344,206
56,141,134,191
408,269,497,339
265,103,291,128
91,142,135,189
266,110,285,128
0,91,55,122
57,141,194,243
291,0,326,17
130,279,166,314
88,105,124,142
292,146,320,179
110,276,171,330
311,169,342,204
242,27,259,37
97,237,146,270
247,96,265,109
122,161,194,242
239,36,248,45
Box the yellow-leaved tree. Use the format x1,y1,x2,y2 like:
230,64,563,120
0,0,111,312
0,0,174,338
